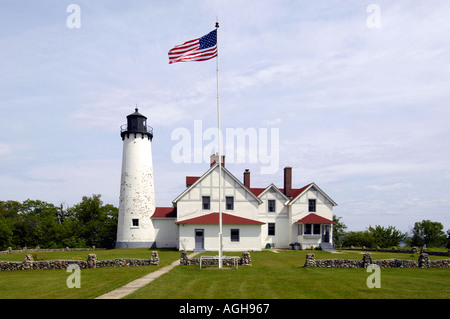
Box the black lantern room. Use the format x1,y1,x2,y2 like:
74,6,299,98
120,108,153,140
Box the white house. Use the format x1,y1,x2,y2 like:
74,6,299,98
151,154,337,251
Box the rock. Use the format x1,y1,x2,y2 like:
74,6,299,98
180,251,190,265
304,253,316,267
87,254,97,268
362,253,372,267
418,253,430,268
151,251,160,265
241,252,251,266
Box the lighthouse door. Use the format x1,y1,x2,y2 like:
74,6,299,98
195,229,204,251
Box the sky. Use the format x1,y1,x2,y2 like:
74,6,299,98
0,0,449,233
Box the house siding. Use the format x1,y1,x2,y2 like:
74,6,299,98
151,164,336,251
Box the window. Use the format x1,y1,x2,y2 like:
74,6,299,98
132,219,139,227
304,223,320,235
230,229,240,242
268,200,276,212
202,196,210,210
268,223,275,236
226,196,234,210
308,199,316,212
314,224,320,234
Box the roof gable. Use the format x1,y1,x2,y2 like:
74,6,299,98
252,183,289,201
288,183,337,206
172,163,263,204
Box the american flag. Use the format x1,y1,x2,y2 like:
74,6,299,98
168,29,217,64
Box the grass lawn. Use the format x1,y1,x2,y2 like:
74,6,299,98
126,250,450,299
0,249,180,299
1,249,449,299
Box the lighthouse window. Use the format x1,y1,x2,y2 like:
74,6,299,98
132,219,139,227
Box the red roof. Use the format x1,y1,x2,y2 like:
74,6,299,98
249,183,312,201
152,207,177,218
186,176,200,186
177,212,264,225
295,213,334,224
249,188,266,196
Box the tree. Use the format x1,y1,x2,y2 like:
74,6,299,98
332,215,347,247
0,196,118,250
0,201,22,249
368,225,406,248
66,194,118,248
342,230,376,248
411,220,447,248
0,219,13,250
11,200,62,248
447,229,450,249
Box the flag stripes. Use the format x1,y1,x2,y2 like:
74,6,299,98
168,29,217,64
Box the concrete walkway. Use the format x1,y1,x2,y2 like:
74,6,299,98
95,252,199,299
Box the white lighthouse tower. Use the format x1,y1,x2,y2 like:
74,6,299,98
116,108,156,248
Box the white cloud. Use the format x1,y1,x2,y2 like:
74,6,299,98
262,118,282,126
0,143,12,156
365,183,413,191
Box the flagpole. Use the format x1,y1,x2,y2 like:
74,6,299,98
215,21,223,269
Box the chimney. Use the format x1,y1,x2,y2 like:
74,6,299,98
210,153,225,167
284,166,292,198
243,169,250,188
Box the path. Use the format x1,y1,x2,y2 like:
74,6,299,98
95,252,199,299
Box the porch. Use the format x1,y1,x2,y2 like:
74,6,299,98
293,213,334,250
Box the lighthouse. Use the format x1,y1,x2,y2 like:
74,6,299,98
116,108,156,248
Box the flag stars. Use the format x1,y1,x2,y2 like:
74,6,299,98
199,30,217,50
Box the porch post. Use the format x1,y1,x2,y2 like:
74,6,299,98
329,223,333,246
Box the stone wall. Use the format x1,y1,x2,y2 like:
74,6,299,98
343,246,450,257
0,252,159,271
180,251,252,266
0,246,107,255
304,253,449,268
